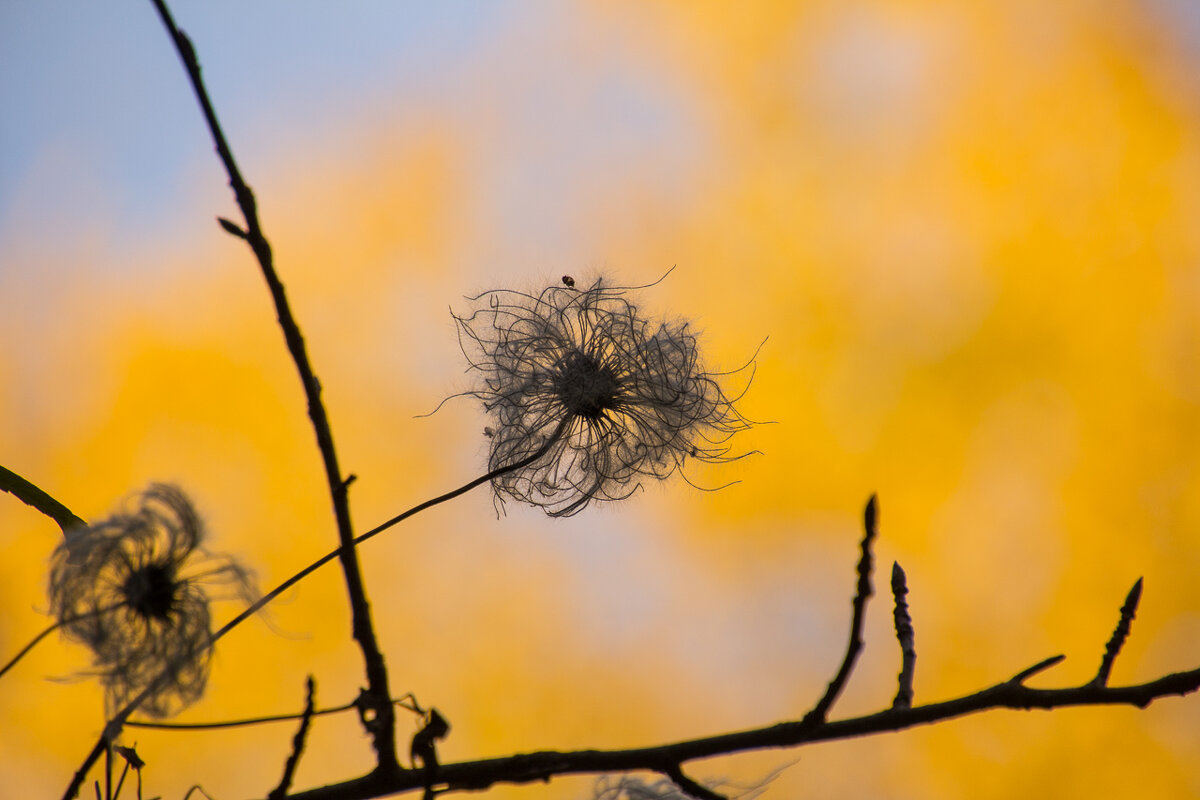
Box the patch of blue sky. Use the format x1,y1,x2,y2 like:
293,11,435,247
471,49,709,268
532,507,850,719
422,4,714,280
0,2,510,271
3,2,709,287
1149,0,1200,57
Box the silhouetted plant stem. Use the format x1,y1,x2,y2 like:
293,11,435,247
268,676,317,800
126,693,422,731
0,464,85,534
148,0,397,771
664,764,725,800
110,754,132,800
0,604,125,681
803,494,877,725
890,561,917,709
0,622,61,681
1092,578,1143,688
351,419,571,546
104,740,112,800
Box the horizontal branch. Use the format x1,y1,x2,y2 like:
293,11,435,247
286,661,1200,800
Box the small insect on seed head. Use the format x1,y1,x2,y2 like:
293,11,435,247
561,275,575,288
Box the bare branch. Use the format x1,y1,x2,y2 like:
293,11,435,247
663,765,727,800
268,676,317,800
0,464,85,534
804,494,878,725
284,662,1200,800
890,562,916,710
146,0,399,771
1092,578,1144,688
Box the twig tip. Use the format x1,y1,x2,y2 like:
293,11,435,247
1092,576,1146,687
217,216,248,239
1012,654,1066,684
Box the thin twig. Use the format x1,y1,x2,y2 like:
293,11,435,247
1092,578,1143,688
1009,655,1066,685
350,419,569,547
126,693,421,730
890,562,916,710
111,757,131,800
803,494,878,725
113,747,144,800
147,0,397,769
663,765,726,800
1,603,127,681
0,464,85,534
0,620,61,680
268,676,317,800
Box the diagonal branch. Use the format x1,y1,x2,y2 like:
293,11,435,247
268,676,318,800
1092,578,1143,688
663,764,726,800
0,464,85,535
803,494,878,725
147,0,398,771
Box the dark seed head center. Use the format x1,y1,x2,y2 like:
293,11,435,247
556,351,621,420
123,562,179,621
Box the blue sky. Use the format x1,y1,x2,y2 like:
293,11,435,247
1,3,504,249
0,2,709,281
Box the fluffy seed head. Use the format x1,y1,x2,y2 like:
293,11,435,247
48,484,255,717
453,275,752,516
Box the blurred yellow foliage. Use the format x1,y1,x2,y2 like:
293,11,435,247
2,2,1199,798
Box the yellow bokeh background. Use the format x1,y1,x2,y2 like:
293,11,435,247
3,2,1200,798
